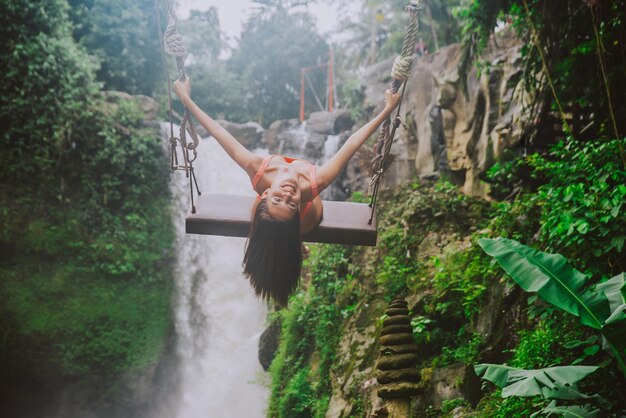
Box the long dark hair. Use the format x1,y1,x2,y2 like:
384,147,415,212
243,198,302,307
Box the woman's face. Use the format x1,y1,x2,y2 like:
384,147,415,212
263,175,301,221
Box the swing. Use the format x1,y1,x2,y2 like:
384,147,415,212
186,194,377,245
159,1,421,246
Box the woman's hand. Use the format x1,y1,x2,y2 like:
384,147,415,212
384,89,402,113
173,78,191,101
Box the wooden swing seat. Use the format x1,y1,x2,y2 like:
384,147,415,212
186,193,377,246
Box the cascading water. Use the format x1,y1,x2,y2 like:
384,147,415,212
164,125,269,417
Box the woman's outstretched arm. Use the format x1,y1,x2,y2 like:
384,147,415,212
316,90,402,192
173,78,262,177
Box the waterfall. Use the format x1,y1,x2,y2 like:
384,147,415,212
322,134,341,164
164,125,269,417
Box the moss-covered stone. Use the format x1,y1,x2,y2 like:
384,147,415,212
378,382,422,399
381,324,413,335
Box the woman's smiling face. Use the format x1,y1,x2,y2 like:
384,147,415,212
262,174,301,221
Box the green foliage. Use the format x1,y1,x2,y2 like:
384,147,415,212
269,244,361,417
458,0,626,138
68,0,163,95
430,244,496,319
477,391,543,418
228,4,329,126
479,238,626,377
475,363,608,411
0,96,174,382
0,2,175,405
339,0,460,68
510,320,566,369
179,8,222,64
441,332,484,365
529,138,626,274
0,0,99,183
533,401,602,418
375,180,490,302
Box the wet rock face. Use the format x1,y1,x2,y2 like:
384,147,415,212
258,319,281,371
376,298,421,399
361,27,527,198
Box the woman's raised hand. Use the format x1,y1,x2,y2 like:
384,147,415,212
384,89,402,113
173,78,191,101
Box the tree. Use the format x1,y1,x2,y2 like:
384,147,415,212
179,7,222,64
336,0,460,68
0,0,98,184
68,0,163,95
228,1,329,125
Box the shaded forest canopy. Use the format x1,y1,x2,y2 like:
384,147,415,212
0,0,625,417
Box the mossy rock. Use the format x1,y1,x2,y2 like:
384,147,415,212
377,367,421,384
385,308,409,316
379,343,419,355
376,353,419,370
380,333,414,346
382,316,411,327
381,324,412,335
377,382,422,399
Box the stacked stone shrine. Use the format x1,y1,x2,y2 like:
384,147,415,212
375,298,421,417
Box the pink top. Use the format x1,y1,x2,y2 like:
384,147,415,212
251,155,319,220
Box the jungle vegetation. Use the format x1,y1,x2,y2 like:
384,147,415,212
1,0,624,417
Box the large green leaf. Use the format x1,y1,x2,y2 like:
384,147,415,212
531,401,602,418
478,238,610,329
474,363,516,387
596,273,626,316
475,364,599,398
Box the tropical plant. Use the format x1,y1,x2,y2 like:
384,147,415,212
478,238,626,378
475,364,603,401
475,364,609,415
533,401,602,418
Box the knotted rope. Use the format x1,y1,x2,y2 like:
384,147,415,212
368,1,421,224
158,0,201,213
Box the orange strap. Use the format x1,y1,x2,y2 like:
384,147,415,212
251,155,319,220
251,155,273,191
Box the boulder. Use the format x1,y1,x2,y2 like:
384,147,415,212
196,119,263,149
258,319,281,371
102,91,159,121
307,109,354,135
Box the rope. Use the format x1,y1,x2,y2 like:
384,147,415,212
368,1,421,224
157,0,201,213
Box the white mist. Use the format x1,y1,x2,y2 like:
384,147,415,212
166,127,269,418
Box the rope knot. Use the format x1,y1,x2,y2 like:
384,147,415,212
164,25,186,57
391,55,414,81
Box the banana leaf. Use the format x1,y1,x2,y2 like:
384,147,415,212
477,238,609,329
530,401,602,418
478,239,626,360
596,273,626,317
474,364,599,399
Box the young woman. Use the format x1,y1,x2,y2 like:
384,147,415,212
173,78,401,306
